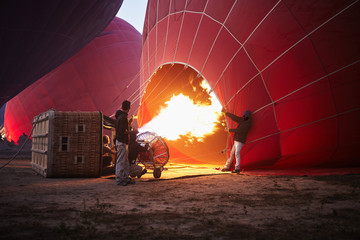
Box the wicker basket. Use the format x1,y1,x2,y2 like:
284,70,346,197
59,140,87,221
31,110,103,177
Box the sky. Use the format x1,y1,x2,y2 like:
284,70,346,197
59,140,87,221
116,0,148,34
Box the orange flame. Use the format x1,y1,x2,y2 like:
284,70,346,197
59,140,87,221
140,80,222,142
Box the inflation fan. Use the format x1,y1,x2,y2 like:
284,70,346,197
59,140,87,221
136,131,170,178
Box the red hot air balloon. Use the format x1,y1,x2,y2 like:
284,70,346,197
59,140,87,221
4,17,142,143
0,0,123,107
137,0,360,170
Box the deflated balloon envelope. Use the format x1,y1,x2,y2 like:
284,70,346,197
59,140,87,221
0,0,123,107
138,0,360,169
4,17,142,142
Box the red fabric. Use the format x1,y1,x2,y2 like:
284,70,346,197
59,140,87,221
138,0,360,171
4,18,141,142
174,13,203,64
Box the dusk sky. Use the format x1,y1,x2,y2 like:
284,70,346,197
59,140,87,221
116,0,148,34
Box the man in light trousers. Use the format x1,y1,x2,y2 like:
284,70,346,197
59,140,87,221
221,109,252,173
115,100,138,186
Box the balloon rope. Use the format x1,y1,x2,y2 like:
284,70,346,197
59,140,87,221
138,66,185,108
0,115,39,170
132,65,176,107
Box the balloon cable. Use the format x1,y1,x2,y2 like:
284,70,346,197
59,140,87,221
0,115,39,170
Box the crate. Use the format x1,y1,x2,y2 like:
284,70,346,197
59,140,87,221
31,110,103,177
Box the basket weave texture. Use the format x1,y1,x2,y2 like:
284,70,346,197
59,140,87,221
31,110,102,177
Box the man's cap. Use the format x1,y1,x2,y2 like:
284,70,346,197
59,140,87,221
243,110,251,118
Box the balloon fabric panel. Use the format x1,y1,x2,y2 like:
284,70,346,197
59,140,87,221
213,48,259,105
245,3,306,71
205,0,235,23
154,20,170,66
161,13,184,64
310,6,360,74
186,0,207,13
187,17,222,72
275,79,337,131
202,28,241,86
329,62,360,113
173,13,203,65
225,0,280,43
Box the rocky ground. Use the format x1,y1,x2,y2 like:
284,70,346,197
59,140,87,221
1,158,360,239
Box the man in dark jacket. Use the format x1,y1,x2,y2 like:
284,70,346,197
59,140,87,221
221,109,252,173
115,100,138,186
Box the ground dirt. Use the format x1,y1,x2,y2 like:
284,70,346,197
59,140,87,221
1,158,360,240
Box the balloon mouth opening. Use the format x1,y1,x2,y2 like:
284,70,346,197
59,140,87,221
137,63,228,165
